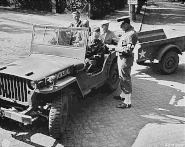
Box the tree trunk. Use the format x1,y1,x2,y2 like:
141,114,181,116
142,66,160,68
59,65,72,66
51,0,56,13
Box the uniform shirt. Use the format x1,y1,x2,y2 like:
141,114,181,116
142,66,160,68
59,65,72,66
116,26,138,56
86,38,105,63
100,30,118,45
69,20,83,27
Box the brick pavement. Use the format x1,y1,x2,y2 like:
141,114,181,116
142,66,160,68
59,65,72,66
0,1,185,147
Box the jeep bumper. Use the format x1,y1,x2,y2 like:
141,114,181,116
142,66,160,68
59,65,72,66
0,107,32,125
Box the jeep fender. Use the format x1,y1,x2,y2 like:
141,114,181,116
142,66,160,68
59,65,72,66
35,76,84,97
157,44,182,61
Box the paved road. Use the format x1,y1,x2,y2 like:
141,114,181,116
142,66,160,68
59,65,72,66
0,1,185,147
0,19,32,65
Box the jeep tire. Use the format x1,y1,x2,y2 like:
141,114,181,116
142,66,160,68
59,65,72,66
49,92,68,139
107,61,120,92
159,51,179,74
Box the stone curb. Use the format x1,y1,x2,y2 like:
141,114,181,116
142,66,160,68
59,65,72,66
173,2,185,7
0,16,34,25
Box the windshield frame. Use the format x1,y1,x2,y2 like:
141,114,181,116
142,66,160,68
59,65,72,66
31,25,89,61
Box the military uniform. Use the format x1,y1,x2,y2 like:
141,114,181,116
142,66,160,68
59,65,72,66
116,26,138,94
85,38,105,71
69,20,83,27
99,20,118,45
113,16,138,109
69,11,83,27
100,30,118,45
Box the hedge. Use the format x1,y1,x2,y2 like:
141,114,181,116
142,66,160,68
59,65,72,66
0,0,126,19
89,0,126,19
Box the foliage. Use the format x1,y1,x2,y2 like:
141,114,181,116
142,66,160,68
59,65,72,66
0,0,126,19
88,0,126,19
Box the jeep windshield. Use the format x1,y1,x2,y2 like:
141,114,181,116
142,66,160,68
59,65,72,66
31,25,88,61
32,25,88,47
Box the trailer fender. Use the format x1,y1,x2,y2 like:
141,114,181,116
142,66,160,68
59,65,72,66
35,76,84,97
157,44,182,61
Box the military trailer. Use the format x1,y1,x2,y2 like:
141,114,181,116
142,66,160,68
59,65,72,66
0,25,119,139
136,29,185,74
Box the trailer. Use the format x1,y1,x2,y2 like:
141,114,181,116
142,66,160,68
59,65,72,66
135,29,185,74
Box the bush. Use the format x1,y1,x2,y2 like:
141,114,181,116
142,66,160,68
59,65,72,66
16,0,52,11
0,0,10,6
0,0,66,13
0,0,126,18
88,0,126,19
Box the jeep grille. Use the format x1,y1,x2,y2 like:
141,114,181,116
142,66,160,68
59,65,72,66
0,74,28,104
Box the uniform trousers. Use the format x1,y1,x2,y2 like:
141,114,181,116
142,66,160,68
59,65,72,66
117,54,134,102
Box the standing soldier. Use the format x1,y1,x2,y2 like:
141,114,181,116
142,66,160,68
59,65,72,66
69,11,83,27
110,16,138,109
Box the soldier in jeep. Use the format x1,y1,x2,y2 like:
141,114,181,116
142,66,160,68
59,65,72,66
85,27,105,72
69,11,83,27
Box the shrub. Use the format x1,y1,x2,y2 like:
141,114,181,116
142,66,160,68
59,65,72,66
88,0,126,19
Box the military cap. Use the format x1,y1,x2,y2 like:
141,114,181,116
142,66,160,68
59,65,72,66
92,26,100,32
100,20,111,26
117,16,130,24
72,11,80,15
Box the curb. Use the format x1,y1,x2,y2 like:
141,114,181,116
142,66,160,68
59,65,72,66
172,2,185,7
0,16,34,25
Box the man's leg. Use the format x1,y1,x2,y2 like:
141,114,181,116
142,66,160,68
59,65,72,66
115,55,133,108
116,66,132,108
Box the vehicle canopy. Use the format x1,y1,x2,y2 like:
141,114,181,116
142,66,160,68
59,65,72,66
31,25,89,61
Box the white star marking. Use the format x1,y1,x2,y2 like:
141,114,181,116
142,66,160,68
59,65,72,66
139,50,146,58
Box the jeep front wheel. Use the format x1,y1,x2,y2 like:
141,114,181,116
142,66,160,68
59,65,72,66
107,62,120,92
49,92,68,139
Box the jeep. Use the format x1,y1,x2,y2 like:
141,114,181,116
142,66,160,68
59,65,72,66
0,25,119,139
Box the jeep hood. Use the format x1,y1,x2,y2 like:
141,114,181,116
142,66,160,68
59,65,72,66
0,54,84,81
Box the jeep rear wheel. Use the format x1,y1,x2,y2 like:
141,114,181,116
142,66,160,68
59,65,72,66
49,92,68,139
159,51,179,74
107,62,120,92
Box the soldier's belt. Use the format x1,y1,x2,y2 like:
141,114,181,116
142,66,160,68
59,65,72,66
118,52,132,57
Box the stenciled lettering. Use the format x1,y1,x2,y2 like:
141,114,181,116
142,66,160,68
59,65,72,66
57,69,70,79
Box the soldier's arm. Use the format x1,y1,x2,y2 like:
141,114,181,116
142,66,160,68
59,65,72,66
111,32,119,45
115,33,136,54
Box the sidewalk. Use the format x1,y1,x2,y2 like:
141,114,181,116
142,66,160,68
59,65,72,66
0,5,144,32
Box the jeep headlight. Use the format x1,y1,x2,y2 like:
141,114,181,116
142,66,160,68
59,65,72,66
28,81,36,90
46,75,56,85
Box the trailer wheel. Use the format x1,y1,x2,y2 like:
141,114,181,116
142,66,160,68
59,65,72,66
107,62,120,92
159,51,179,74
49,92,68,139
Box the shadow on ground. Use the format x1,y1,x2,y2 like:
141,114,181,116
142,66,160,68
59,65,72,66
0,117,55,147
134,63,185,84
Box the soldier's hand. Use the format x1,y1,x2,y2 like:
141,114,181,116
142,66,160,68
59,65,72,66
85,58,90,62
107,45,116,51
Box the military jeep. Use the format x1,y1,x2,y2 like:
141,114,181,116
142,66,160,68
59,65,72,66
0,25,119,138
